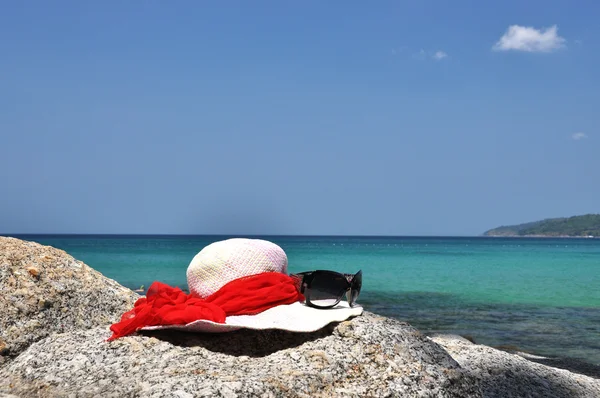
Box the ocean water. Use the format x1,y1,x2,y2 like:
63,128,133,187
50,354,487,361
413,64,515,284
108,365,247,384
14,235,600,365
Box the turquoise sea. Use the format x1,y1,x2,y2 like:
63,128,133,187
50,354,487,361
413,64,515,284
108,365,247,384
14,235,600,365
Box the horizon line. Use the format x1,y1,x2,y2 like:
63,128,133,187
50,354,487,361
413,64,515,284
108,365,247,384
0,232,573,239
3,233,596,240
3,232,489,238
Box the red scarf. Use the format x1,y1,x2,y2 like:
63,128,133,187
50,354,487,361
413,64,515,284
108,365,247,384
108,272,304,341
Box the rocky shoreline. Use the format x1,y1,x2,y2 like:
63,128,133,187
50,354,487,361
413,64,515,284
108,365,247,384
1,236,599,397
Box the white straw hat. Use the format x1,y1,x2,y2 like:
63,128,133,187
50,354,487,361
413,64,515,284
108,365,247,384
141,238,362,333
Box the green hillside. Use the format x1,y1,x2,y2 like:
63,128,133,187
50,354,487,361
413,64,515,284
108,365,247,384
484,214,600,237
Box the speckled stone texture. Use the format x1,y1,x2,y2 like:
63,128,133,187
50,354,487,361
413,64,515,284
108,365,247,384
0,312,482,398
0,237,139,364
430,334,600,398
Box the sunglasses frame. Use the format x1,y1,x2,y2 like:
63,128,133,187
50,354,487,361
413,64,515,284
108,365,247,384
291,269,362,309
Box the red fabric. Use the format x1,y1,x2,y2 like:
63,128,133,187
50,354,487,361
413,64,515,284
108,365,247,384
107,272,304,341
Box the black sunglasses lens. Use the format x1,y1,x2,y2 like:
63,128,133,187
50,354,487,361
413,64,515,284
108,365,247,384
350,271,362,305
307,272,348,307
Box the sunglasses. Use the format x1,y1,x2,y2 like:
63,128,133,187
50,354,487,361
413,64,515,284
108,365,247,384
290,270,362,309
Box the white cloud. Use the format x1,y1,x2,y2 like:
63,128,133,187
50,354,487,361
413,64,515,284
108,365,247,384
412,49,448,61
572,132,588,140
493,25,566,53
433,51,448,60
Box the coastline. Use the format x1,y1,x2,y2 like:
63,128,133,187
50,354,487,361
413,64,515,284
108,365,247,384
482,214,600,238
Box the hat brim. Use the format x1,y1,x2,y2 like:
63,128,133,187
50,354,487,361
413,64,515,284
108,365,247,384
140,301,363,333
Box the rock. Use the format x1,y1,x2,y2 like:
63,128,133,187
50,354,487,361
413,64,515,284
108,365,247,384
0,312,482,398
0,237,139,364
430,334,600,398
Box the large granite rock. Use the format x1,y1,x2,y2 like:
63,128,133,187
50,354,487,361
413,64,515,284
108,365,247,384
431,335,600,398
0,312,482,397
0,237,139,363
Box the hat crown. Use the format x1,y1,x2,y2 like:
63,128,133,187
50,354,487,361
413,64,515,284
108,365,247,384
186,238,288,298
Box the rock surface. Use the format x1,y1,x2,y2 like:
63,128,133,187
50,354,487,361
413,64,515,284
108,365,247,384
0,237,139,363
431,334,600,398
0,313,482,398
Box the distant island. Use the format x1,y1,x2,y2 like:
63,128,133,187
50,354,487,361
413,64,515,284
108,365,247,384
484,214,600,237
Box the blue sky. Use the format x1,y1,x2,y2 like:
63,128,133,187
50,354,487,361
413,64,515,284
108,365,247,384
1,1,598,236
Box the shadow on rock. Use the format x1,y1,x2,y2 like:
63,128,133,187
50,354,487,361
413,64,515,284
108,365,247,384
472,364,600,398
139,322,340,357
513,354,600,380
